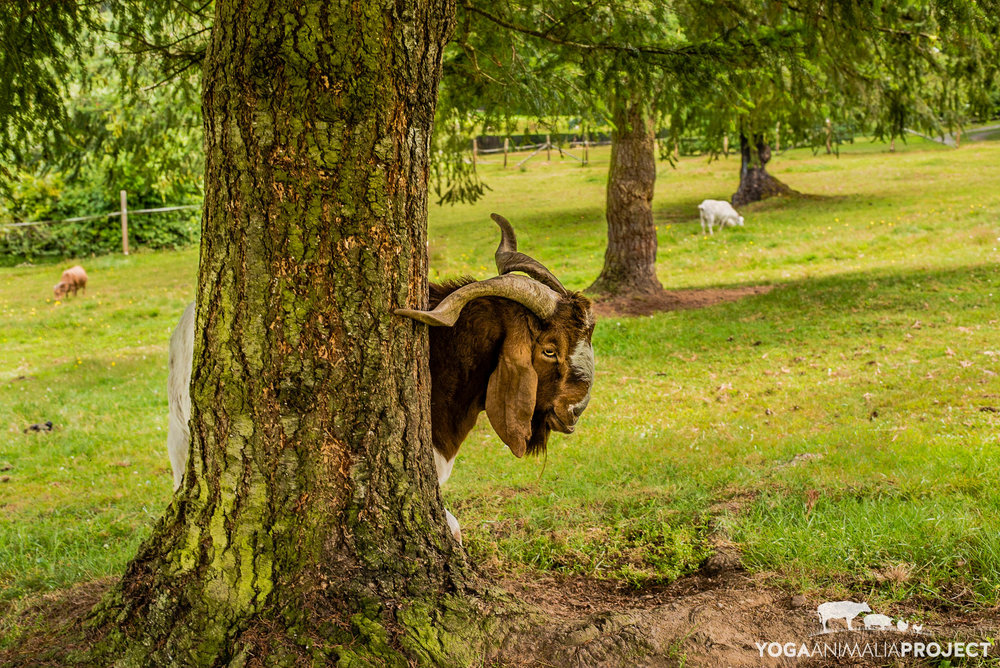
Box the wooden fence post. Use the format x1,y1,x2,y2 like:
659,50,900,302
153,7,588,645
583,130,589,165
472,137,478,167
546,134,551,162
503,137,509,168
120,190,129,256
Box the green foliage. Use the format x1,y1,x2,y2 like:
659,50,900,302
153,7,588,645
0,12,204,263
666,0,1000,151
436,0,1000,198
0,3,208,187
0,3,94,175
0,214,198,267
0,166,200,264
432,112,492,206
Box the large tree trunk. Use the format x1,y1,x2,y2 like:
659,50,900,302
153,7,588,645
85,2,498,664
587,99,662,296
731,133,794,206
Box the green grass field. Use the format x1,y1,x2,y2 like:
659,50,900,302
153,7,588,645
2,137,999,626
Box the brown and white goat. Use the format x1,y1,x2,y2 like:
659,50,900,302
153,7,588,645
53,265,88,298
166,214,595,543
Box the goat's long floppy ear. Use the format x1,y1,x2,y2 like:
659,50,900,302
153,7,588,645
486,318,536,458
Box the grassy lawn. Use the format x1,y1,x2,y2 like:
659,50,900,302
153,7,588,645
2,136,999,623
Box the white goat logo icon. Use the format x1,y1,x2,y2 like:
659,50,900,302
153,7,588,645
814,601,922,635
817,601,871,633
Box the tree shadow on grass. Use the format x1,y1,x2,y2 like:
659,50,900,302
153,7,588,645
594,261,997,321
592,284,775,317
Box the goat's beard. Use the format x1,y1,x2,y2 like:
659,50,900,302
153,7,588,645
526,411,550,456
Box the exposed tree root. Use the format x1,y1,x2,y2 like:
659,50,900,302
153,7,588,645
4,564,1000,668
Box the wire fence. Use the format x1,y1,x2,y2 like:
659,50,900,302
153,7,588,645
0,204,200,229
0,191,201,259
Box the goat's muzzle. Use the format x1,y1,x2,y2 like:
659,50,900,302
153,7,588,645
546,412,575,434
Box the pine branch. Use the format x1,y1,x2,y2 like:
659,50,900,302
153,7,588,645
782,2,939,41
463,3,729,60
539,0,601,39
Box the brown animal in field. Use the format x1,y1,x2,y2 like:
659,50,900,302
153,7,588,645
53,265,88,298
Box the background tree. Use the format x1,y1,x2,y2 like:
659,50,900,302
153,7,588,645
445,0,999,297
668,0,1000,205
449,3,738,297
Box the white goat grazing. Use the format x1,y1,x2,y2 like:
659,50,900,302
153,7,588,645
698,199,744,235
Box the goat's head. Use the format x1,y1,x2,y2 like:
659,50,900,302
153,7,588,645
53,282,67,298
397,213,596,457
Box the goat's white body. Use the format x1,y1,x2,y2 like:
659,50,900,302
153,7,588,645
698,199,744,235
167,302,195,490
167,301,464,541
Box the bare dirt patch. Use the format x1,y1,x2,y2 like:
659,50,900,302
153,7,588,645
3,567,997,667
503,559,815,667
0,577,112,667
592,285,774,318
505,566,1000,667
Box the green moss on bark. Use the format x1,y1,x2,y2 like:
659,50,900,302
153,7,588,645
81,1,512,665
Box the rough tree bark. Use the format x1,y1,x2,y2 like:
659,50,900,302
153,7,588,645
85,1,508,664
731,133,795,206
587,99,662,296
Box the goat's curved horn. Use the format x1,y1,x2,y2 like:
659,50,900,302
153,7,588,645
396,274,560,327
491,213,568,295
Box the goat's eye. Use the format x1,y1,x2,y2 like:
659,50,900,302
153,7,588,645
542,348,557,359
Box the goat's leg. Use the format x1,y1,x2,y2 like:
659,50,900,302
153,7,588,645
445,509,462,543
434,449,461,542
